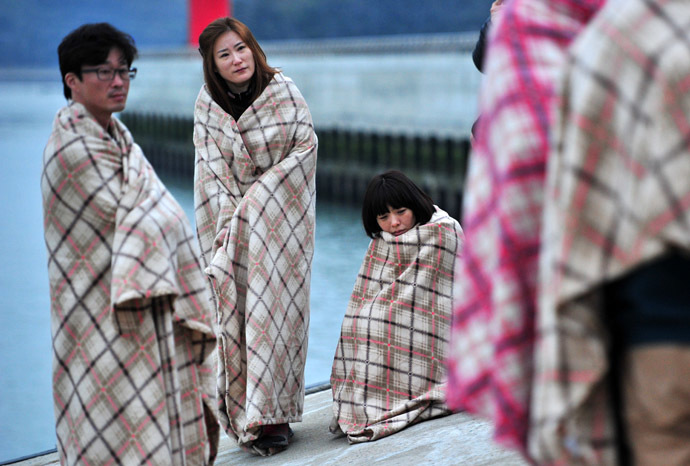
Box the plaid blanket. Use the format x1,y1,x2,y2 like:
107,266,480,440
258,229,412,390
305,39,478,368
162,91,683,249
330,208,463,443
41,103,218,465
532,0,690,462
446,0,604,456
193,73,317,454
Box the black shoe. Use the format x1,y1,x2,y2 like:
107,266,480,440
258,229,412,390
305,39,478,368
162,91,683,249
256,424,292,449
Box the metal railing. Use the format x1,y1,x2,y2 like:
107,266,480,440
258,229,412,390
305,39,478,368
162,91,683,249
138,31,479,58
120,112,470,220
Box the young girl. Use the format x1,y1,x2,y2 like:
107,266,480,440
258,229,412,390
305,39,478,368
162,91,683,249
361,169,436,238
330,170,464,443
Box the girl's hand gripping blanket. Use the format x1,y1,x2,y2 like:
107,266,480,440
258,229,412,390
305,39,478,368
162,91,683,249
330,207,463,443
193,73,317,454
41,102,218,465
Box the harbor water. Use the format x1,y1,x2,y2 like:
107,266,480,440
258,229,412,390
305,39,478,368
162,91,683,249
0,79,370,463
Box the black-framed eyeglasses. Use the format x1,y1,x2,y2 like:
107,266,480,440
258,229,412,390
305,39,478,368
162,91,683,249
82,67,137,81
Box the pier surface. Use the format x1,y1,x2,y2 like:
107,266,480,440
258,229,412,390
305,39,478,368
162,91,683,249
15,388,526,466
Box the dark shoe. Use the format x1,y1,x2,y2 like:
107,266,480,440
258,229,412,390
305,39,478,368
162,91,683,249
256,423,291,449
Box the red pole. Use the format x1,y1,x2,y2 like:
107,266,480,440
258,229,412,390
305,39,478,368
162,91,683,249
188,0,232,46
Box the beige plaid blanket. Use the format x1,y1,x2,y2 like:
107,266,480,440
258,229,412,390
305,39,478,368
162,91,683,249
41,103,218,465
330,208,463,442
193,73,317,454
532,0,690,463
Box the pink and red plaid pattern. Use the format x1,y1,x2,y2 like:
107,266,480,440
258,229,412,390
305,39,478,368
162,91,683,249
42,103,218,465
532,0,690,462
331,208,463,443
446,0,604,457
193,73,317,455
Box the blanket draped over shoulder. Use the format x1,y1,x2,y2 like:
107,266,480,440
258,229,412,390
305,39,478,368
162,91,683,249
330,208,463,443
445,0,604,456
193,73,317,454
41,103,218,465
532,1,690,463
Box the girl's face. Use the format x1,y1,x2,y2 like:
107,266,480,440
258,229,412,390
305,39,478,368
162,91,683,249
213,30,255,93
376,205,416,236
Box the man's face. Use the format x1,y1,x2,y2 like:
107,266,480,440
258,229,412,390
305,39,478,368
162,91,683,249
66,47,130,129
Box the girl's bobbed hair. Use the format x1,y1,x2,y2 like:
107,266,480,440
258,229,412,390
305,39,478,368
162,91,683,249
361,170,435,238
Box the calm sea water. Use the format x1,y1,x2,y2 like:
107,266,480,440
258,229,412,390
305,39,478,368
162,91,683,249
0,79,370,462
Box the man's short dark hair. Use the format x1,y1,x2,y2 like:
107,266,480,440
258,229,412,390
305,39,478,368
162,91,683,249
58,23,138,99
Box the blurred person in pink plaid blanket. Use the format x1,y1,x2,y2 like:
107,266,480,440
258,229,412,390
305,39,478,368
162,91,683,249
532,0,690,464
445,0,605,462
193,17,317,456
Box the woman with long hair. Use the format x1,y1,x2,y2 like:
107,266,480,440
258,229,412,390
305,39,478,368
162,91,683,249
193,17,317,456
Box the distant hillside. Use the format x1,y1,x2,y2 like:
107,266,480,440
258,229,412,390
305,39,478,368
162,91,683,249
234,0,491,41
1,0,491,68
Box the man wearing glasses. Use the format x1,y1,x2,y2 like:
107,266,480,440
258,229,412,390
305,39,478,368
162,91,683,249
41,23,219,465
59,24,137,130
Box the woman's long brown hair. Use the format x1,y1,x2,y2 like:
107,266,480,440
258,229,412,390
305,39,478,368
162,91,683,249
198,17,278,115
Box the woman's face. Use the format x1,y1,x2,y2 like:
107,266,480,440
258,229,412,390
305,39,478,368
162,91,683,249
213,30,255,93
376,206,416,236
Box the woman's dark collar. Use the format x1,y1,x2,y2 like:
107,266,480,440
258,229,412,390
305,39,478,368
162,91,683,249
227,84,253,100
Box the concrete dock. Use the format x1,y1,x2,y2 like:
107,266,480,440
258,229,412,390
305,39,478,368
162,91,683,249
14,388,526,466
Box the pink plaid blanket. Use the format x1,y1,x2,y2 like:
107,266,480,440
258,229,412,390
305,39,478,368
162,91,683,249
42,102,218,465
532,0,690,462
446,0,604,457
331,208,463,442
193,73,317,454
